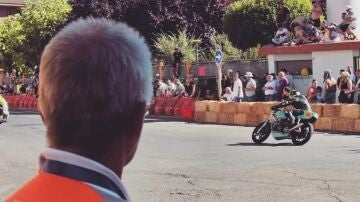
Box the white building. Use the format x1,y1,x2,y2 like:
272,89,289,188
259,41,360,96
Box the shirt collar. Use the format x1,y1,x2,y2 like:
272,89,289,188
39,148,130,200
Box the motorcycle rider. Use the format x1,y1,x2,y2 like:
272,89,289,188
271,87,312,129
0,94,9,123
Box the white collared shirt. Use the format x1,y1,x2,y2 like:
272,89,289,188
264,80,277,95
40,148,130,201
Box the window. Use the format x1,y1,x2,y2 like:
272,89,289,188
276,60,313,77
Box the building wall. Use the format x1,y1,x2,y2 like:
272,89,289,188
0,6,20,18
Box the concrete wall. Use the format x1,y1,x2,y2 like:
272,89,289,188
312,50,354,80
327,0,359,36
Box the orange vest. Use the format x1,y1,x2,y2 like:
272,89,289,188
5,172,105,202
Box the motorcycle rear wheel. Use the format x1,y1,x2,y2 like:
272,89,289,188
252,122,271,144
291,123,313,146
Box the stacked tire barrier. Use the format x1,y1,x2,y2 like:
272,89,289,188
192,101,360,134
3,95,37,109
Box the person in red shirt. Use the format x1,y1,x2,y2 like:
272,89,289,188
307,79,318,103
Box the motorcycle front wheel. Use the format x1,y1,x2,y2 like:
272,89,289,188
252,122,271,144
290,123,313,146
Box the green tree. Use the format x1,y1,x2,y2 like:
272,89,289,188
154,31,196,65
0,0,71,74
223,0,311,50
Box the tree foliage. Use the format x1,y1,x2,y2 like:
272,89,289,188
0,0,71,74
69,0,231,48
223,0,312,49
154,31,196,64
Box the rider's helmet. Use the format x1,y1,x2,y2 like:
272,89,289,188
290,90,300,97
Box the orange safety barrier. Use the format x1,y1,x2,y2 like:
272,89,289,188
174,97,187,117
2,95,37,109
154,97,167,115
164,98,178,116
181,98,194,121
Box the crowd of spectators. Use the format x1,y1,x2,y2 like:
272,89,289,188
219,66,360,105
272,1,356,46
0,69,38,96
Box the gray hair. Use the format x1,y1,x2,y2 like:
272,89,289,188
39,18,152,151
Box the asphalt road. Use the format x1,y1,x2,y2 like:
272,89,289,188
1,111,360,202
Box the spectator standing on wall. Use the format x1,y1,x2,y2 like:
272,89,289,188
262,74,277,101
221,87,235,102
173,47,183,77
244,72,257,102
307,79,318,103
338,71,353,103
276,71,289,101
232,72,243,102
276,0,290,29
323,69,337,104
310,0,323,28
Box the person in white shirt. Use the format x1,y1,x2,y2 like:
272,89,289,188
244,72,257,102
272,26,290,45
166,79,176,97
232,72,243,102
262,74,277,101
351,70,360,104
222,87,235,102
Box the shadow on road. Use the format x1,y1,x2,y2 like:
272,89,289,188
227,142,293,147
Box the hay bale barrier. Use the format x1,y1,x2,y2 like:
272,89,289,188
220,102,237,114
332,118,355,132
149,98,360,134
314,117,334,131
218,113,235,125
235,102,253,114
339,104,360,119
205,111,219,123
234,113,247,125
322,104,341,117
195,101,209,112
208,101,222,113
194,111,206,123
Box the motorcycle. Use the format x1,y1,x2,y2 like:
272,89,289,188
0,103,9,124
252,109,318,146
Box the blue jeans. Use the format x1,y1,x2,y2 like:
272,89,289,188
245,95,256,102
265,94,276,101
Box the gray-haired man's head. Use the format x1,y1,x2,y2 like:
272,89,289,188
39,18,152,160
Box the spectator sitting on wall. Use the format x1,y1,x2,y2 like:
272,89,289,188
339,6,357,40
173,77,186,98
272,25,291,46
166,79,176,97
307,79,318,103
204,89,215,100
310,0,323,28
291,25,306,45
157,80,168,97
304,20,320,43
221,87,235,102
323,69,337,104
276,71,289,101
244,72,257,102
262,74,277,101
276,0,290,29
321,24,341,42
